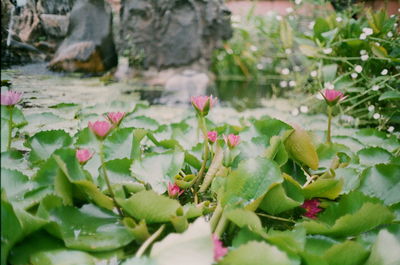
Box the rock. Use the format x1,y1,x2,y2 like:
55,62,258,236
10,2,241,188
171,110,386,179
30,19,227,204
37,0,75,15
40,14,69,38
120,0,232,69
49,0,118,73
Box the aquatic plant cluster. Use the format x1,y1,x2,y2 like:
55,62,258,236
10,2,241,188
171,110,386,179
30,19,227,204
212,2,400,130
1,91,399,265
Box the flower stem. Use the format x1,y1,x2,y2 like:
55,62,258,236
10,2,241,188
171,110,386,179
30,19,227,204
194,117,210,190
7,106,13,151
99,141,124,217
135,224,165,258
256,213,296,223
326,106,332,144
210,203,223,232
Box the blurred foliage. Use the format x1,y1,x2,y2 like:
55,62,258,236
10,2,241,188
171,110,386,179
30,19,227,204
211,0,400,130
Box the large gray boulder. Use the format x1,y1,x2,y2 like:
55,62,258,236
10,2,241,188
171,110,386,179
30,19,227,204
49,0,118,73
120,0,232,69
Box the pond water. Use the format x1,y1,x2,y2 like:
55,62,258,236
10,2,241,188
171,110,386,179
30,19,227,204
1,62,333,137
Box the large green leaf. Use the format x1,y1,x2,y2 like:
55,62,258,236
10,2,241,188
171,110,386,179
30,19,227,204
355,129,400,152
0,168,36,208
260,183,303,215
221,157,282,210
365,229,400,265
30,249,96,265
117,190,181,223
130,150,184,194
299,192,394,237
225,209,262,231
324,240,369,265
38,203,135,252
357,147,392,167
1,118,10,152
151,218,214,265
379,91,400,101
219,241,293,265
26,130,73,164
357,164,400,206
1,105,27,128
103,127,147,161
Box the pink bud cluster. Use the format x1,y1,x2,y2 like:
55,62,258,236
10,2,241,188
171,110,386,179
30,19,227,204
301,199,322,219
88,112,126,138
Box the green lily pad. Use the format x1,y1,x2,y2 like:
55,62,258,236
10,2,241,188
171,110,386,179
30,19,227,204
225,209,262,231
117,190,181,223
221,157,282,210
357,164,400,206
365,229,400,265
130,149,184,194
357,147,392,167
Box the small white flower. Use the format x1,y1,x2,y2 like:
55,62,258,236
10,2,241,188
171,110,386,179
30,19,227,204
257,63,264,70
300,105,309,113
276,15,282,21
295,0,302,4
294,66,301,72
336,17,342,22
310,70,318,77
390,15,396,18
373,113,381,120
375,42,381,46
286,7,294,14
359,33,367,40
354,65,363,73
289,80,296,87
281,68,290,75
387,126,395,133
308,21,315,30
285,48,292,54
280,81,288,88
362,27,373,35
381,69,388,75
351,73,358,79
360,50,367,55
368,105,375,112
387,31,393,38
291,108,299,116
372,85,380,91
250,45,258,52
323,48,333,54
226,48,233,54
324,82,335,89
316,93,324,100
361,54,369,61
394,23,398,28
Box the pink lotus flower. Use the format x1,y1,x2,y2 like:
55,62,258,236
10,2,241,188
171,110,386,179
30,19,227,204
191,95,217,116
223,134,240,149
212,234,228,261
1,90,22,106
76,149,93,164
321,89,346,106
107,112,125,125
301,199,322,219
88,120,112,138
167,183,184,198
207,131,218,143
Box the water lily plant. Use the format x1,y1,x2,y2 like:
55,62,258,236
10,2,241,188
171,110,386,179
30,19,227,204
321,89,346,144
1,90,22,150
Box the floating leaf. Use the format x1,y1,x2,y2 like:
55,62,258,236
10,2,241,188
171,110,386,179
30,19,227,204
151,218,214,265
324,240,369,265
38,203,135,252
225,209,262,231
260,183,303,214
285,127,319,170
365,229,400,265
357,164,400,206
222,157,282,210
219,241,292,265
26,130,72,164
130,150,184,194
357,147,392,167
117,190,181,223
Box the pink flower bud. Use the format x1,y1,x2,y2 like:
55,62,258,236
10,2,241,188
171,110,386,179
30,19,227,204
322,89,346,106
107,112,125,125
88,120,112,138
191,95,217,116
167,182,184,198
223,134,240,149
1,90,22,106
207,131,218,143
301,199,322,219
212,234,228,261
76,149,93,164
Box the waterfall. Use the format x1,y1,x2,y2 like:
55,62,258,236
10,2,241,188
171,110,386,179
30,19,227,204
6,5,15,47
